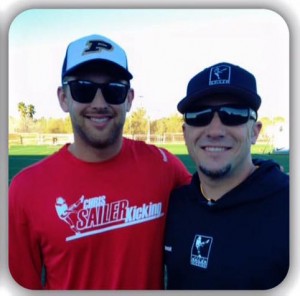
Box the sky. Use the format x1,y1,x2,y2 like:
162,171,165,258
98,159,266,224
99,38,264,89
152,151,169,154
9,9,289,122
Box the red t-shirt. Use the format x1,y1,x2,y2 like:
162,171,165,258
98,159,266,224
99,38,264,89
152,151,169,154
9,138,191,289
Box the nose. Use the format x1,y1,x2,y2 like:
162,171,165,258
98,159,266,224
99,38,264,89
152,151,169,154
206,112,226,137
89,88,109,108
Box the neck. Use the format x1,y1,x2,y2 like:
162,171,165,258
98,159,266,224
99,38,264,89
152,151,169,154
199,164,258,201
69,137,123,162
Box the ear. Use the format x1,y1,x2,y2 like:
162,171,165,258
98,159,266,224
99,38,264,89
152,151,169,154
125,88,134,112
57,86,69,113
251,121,262,144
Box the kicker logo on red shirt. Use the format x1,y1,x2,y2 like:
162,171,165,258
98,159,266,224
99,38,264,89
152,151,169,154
55,195,163,241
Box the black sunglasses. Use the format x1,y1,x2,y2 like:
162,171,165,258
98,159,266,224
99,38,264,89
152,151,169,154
184,105,257,127
63,80,129,104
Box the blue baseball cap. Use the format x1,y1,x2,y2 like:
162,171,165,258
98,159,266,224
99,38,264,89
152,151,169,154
177,62,261,113
61,34,133,81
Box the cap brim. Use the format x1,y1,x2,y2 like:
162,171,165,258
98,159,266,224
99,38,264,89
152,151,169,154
177,86,261,113
63,59,133,81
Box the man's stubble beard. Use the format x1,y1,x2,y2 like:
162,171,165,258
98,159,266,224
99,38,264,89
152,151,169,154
199,164,231,179
73,119,124,149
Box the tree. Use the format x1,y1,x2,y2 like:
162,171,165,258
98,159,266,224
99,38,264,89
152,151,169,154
63,116,73,133
27,104,36,119
17,102,36,119
17,102,37,132
17,102,27,120
152,114,183,135
124,107,149,135
17,102,30,132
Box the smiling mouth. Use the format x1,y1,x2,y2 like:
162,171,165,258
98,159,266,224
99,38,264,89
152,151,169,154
88,116,111,124
202,146,231,152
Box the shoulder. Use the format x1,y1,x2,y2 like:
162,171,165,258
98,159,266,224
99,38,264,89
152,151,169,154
170,172,199,199
124,138,180,164
170,182,194,204
10,145,66,186
123,138,191,185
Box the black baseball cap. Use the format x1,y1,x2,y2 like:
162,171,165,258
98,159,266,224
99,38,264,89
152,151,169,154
177,62,261,113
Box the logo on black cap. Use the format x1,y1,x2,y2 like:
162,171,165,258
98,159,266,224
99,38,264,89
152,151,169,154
209,65,231,86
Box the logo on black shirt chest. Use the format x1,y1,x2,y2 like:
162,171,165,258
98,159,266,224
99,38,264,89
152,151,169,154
190,234,213,269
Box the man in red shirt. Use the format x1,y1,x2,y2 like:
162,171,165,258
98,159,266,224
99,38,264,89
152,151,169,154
9,34,191,290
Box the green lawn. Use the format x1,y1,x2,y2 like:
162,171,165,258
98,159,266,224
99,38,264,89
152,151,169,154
9,145,61,156
9,144,289,183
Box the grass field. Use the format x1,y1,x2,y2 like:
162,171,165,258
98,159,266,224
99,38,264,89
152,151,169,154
9,144,289,183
